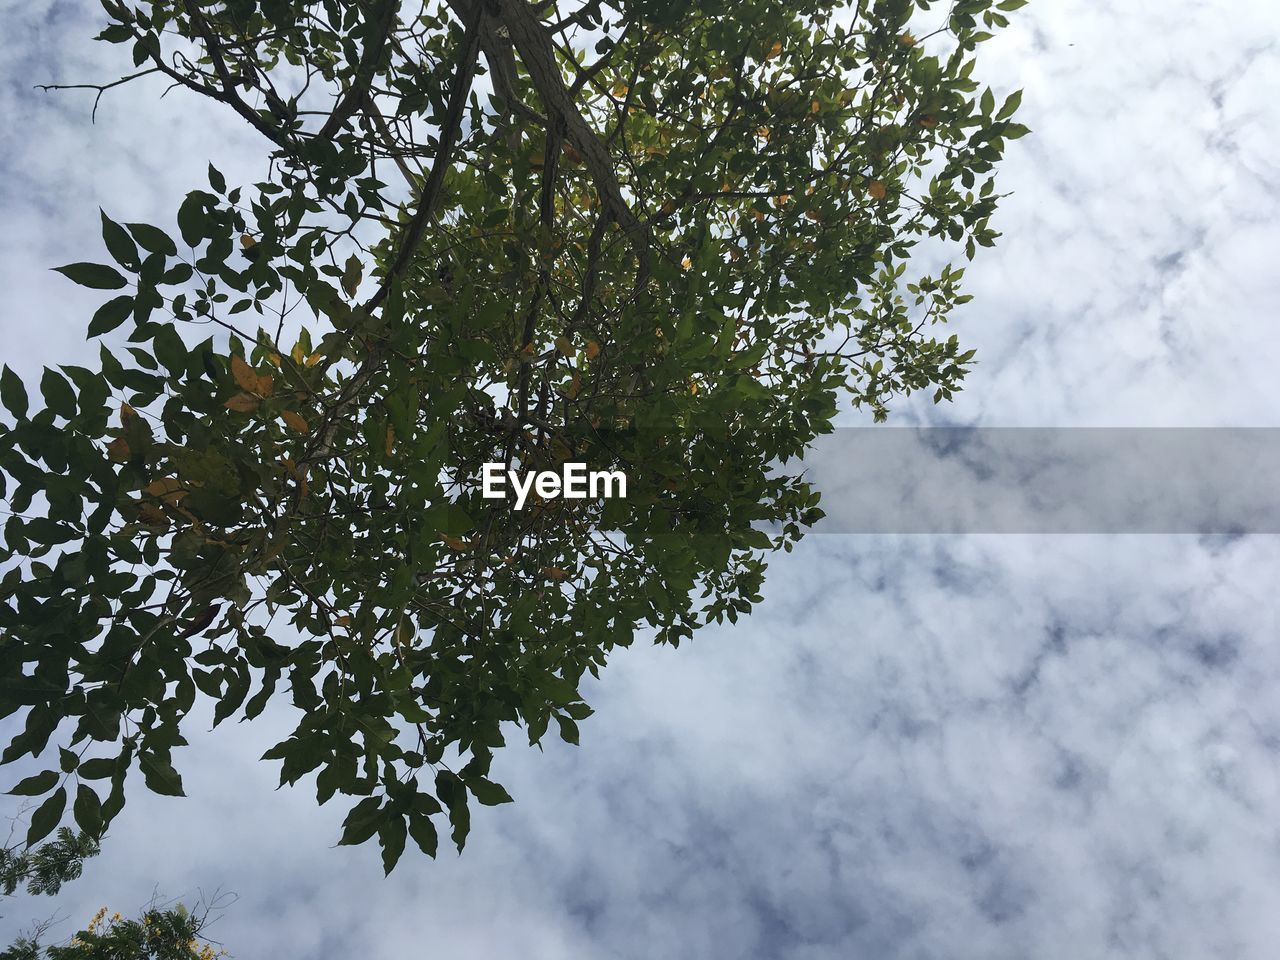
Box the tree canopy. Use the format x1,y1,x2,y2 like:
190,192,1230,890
1,0,1028,872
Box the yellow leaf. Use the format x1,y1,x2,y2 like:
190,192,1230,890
255,372,274,398
267,352,281,368
335,615,352,628
868,180,888,200
750,207,767,221
230,355,258,393
811,99,821,114
281,410,309,433
899,31,917,46
540,566,570,581
305,352,322,367
291,342,305,364
681,256,692,270
766,40,782,60
384,424,395,456
585,340,601,360
224,392,260,413
611,83,628,97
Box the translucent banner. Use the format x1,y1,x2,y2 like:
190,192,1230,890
788,428,1280,533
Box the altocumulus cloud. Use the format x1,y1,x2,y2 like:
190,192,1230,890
4,1,1280,958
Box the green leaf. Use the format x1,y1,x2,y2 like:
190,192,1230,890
996,88,1023,121
338,797,384,846
26,787,67,846
0,366,28,418
73,783,102,836
53,262,128,290
76,758,115,780
101,209,139,268
139,753,185,797
466,776,513,806
555,713,580,745
7,769,58,796
40,369,76,419
177,192,214,247
127,222,178,257
435,771,470,852
153,325,188,374
208,163,227,194
378,814,407,874
88,295,135,336
407,810,438,857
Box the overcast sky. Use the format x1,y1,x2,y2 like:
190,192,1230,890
3,0,1280,957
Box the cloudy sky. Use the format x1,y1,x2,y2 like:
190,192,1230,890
3,0,1280,957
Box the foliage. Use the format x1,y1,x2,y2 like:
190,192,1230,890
1,829,100,899
2,903,225,960
1,0,1028,870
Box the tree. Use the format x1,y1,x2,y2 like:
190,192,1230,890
1,0,1028,871
1,827,228,960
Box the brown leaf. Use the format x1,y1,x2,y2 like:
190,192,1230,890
143,477,186,503
384,424,395,456
868,180,888,200
106,436,130,463
230,355,258,393
540,566,570,581
138,504,169,527
119,403,137,427
224,392,260,413
766,40,782,60
440,533,470,551
281,410,309,433
585,341,601,360
554,335,573,355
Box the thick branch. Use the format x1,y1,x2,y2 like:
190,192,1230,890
494,0,652,285
316,0,400,141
